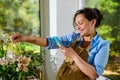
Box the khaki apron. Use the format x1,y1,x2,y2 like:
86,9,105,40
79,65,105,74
56,37,91,80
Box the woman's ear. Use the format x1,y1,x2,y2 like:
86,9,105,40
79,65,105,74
91,19,96,27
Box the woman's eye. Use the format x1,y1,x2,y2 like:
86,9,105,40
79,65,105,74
75,21,83,26
78,22,83,25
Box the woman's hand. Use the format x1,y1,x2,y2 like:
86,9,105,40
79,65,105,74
10,33,25,43
60,46,77,59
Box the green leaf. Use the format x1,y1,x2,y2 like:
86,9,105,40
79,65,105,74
18,71,22,80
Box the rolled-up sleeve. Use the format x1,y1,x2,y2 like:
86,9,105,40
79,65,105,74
93,41,110,76
46,36,59,49
46,32,80,50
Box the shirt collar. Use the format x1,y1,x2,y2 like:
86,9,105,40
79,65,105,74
91,33,99,43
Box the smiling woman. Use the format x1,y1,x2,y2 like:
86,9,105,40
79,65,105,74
10,8,110,80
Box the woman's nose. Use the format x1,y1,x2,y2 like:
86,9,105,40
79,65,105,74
76,25,81,30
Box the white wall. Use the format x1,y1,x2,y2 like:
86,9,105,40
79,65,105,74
57,0,78,35
40,0,83,80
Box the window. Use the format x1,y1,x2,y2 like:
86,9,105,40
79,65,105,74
0,0,41,54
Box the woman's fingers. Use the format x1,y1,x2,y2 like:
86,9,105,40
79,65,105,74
10,33,21,43
59,45,64,49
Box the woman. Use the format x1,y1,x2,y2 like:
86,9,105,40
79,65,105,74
11,8,110,80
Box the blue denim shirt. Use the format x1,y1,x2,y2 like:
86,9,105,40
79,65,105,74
46,32,110,76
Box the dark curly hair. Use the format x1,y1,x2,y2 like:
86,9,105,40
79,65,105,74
73,8,103,28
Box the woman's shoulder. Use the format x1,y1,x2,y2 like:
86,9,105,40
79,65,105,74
97,35,110,45
94,34,110,49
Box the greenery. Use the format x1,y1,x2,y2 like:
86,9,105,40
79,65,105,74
0,0,40,36
0,0,41,79
0,33,41,80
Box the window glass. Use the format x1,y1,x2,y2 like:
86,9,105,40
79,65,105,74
0,0,40,53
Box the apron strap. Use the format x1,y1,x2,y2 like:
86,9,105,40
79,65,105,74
86,43,91,52
77,35,83,41
76,35,91,52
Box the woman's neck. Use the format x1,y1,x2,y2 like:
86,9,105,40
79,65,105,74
83,31,97,42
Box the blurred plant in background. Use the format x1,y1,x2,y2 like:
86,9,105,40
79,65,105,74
0,0,40,36
0,33,42,80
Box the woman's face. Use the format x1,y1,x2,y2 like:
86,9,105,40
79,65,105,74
75,14,96,36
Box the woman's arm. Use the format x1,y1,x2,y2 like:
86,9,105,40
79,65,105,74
11,33,48,47
73,52,98,79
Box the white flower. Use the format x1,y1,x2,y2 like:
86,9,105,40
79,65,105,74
16,55,31,72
